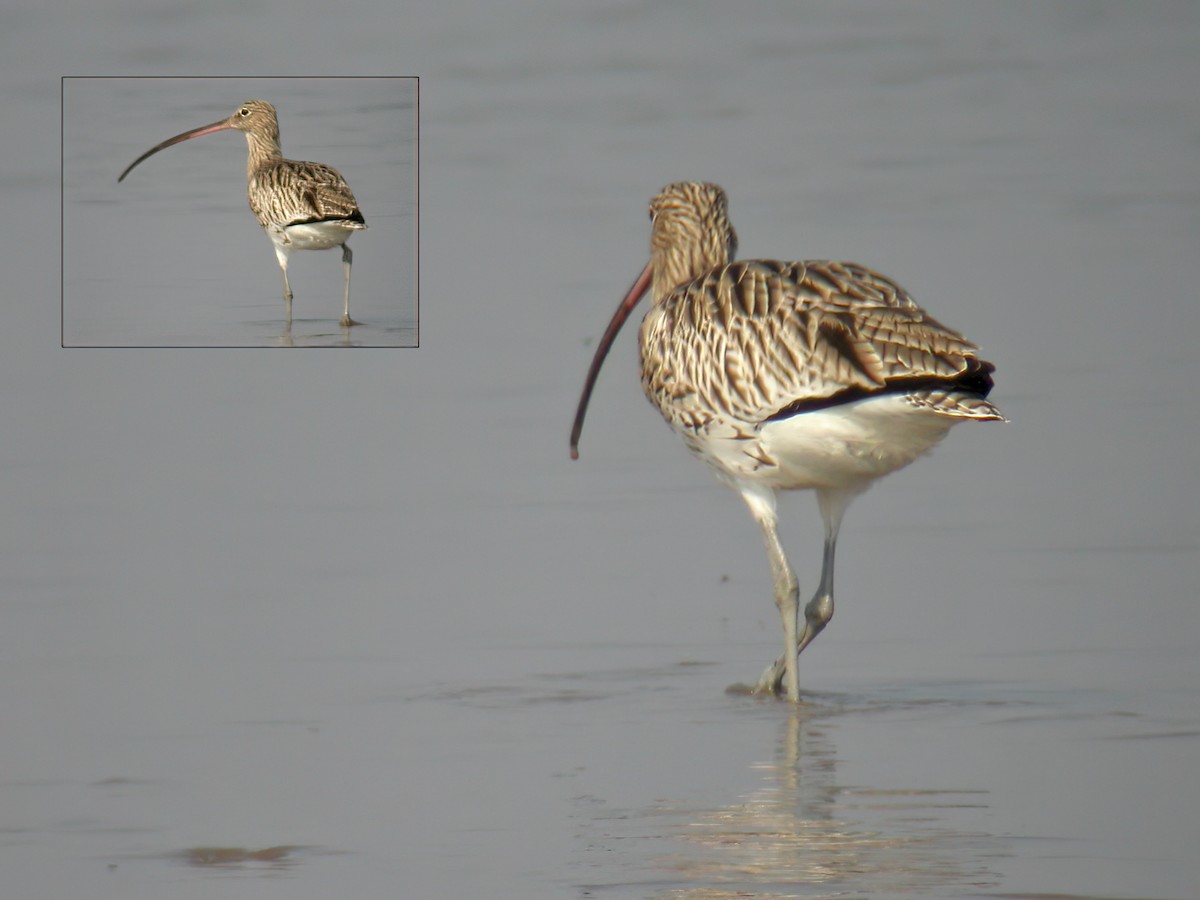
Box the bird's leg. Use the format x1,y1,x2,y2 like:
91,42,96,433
282,270,293,321
758,489,851,696
760,518,802,701
741,487,802,702
339,243,358,327
804,531,837,646
273,244,293,322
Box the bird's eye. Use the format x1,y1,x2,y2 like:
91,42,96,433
239,107,251,117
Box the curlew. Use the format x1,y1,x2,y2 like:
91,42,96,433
570,181,1003,702
119,99,366,327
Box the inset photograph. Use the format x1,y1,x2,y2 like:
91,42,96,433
63,77,418,347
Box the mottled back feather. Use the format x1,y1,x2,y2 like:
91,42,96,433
640,258,1000,431
249,159,363,229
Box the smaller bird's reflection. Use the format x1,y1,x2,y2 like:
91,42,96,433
271,318,356,347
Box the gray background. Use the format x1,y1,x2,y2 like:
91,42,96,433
4,2,1199,898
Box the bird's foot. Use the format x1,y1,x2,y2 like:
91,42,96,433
751,656,788,698
339,315,360,327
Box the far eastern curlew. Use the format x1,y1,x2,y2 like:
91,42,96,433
570,181,1003,703
119,99,366,327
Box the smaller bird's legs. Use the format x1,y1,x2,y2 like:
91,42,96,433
339,243,358,328
272,240,358,326
274,247,294,322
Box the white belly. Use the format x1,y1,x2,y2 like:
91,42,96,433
690,394,962,492
270,220,366,252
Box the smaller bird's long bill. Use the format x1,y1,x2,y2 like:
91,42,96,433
117,117,234,183
569,260,654,460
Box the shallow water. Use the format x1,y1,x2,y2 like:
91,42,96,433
4,2,1200,898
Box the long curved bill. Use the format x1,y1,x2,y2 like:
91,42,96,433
117,116,236,183
569,260,654,460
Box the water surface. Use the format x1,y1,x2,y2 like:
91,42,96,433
2,2,1198,898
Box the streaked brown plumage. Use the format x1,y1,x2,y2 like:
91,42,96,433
571,181,1002,702
119,100,366,326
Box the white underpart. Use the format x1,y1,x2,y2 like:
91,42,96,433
267,220,366,256
698,393,963,494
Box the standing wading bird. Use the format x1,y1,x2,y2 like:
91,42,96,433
118,100,366,327
569,182,1003,703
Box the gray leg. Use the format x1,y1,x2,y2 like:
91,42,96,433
757,488,854,696
760,515,802,702
273,245,293,322
281,267,293,320
339,243,357,327
741,486,802,702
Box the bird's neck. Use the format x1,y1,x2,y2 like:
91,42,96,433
244,130,283,178
651,238,730,300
